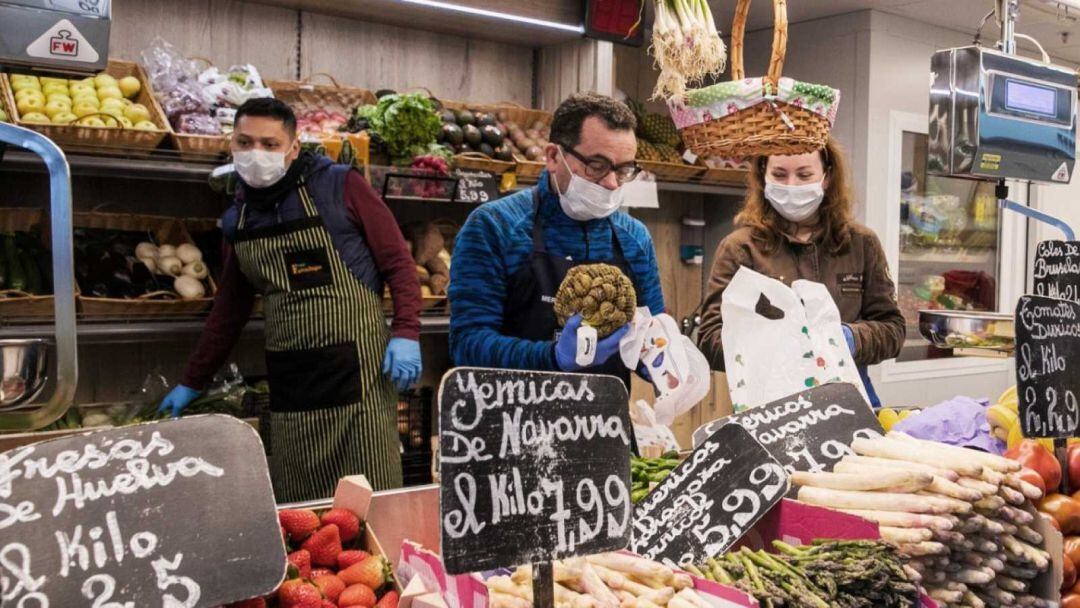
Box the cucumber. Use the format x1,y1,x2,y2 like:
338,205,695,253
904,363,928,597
5,236,26,292
19,249,41,295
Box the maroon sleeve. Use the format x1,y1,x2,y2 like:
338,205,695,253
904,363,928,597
343,170,422,341
181,243,257,390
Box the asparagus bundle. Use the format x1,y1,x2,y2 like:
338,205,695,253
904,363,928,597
791,431,1053,608
684,540,919,608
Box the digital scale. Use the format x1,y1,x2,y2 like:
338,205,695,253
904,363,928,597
0,0,111,73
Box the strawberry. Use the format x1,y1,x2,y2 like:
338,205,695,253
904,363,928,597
277,579,322,608
337,550,370,571
320,602,336,608
376,590,399,608
339,555,389,590
225,599,267,608
279,509,321,543
339,584,377,608
313,574,345,603
320,508,361,542
310,567,334,579
288,549,312,579
301,524,342,567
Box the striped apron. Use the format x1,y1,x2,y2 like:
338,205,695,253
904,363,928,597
234,178,402,502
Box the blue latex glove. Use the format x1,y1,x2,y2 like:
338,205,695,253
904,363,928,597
842,324,856,355
555,315,630,372
383,337,422,392
158,385,201,418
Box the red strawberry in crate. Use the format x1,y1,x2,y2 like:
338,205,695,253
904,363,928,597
225,598,267,608
310,567,334,579
321,508,361,542
376,590,399,608
339,584,377,608
277,579,323,608
320,601,336,608
302,523,342,567
339,554,389,590
337,550,370,571
279,509,321,543
287,549,312,579
313,574,346,603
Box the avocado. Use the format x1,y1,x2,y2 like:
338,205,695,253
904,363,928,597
480,125,503,147
440,109,457,124
476,113,497,128
456,110,476,126
463,124,482,146
375,89,397,99
494,144,514,162
442,123,464,146
478,143,495,158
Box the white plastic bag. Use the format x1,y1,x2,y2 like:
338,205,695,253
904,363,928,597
630,400,682,454
722,267,864,411
620,308,711,425
792,280,869,403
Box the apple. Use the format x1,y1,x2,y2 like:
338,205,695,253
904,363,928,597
99,115,118,128
50,111,77,125
123,103,151,123
116,116,133,128
96,87,123,101
0,108,8,122
118,76,141,99
77,116,106,128
39,76,66,86
100,98,126,112
73,102,99,118
132,120,157,131
100,106,124,119
20,112,50,124
42,82,68,97
69,83,95,96
16,97,46,116
44,100,71,118
46,92,72,104
14,88,45,103
93,73,118,89
72,93,100,107
10,78,41,92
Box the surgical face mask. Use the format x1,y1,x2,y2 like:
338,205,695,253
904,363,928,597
234,148,289,188
556,150,624,221
764,179,826,223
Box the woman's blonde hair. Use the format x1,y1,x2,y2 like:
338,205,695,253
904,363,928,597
735,136,855,254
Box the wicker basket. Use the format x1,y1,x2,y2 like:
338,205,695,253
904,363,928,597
514,156,545,181
698,167,749,186
172,132,231,162
2,59,170,156
268,73,376,117
0,208,58,319
476,102,552,131
453,152,514,175
679,0,833,157
75,212,216,318
638,159,705,182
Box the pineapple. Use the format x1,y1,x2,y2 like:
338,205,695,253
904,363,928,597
628,98,681,148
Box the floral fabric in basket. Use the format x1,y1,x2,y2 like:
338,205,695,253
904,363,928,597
667,77,841,131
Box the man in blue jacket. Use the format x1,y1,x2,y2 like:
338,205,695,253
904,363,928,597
450,93,664,385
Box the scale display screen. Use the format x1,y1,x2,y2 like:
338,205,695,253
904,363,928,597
1006,79,1057,116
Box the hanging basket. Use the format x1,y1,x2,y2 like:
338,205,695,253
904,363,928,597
671,0,839,158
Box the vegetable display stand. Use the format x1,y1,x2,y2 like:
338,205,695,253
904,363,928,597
453,151,514,174
697,166,749,186
0,207,60,318
670,0,839,158
513,155,545,181
267,73,376,118
638,158,706,182
171,131,230,161
1,59,170,156
73,211,217,318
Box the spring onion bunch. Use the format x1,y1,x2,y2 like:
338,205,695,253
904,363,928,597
650,0,727,99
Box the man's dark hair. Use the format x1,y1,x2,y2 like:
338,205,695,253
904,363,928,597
235,97,297,134
550,92,636,149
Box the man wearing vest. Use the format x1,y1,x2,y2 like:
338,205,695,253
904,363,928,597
160,98,422,501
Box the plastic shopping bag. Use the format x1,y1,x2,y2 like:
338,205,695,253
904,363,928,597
792,280,870,404
721,267,832,411
630,399,682,455
621,308,711,425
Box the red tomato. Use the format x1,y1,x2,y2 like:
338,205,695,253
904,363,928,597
1065,551,1078,592
1064,593,1080,608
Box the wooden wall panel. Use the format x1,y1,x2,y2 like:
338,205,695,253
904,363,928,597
537,39,613,110
110,0,299,80
298,13,532,105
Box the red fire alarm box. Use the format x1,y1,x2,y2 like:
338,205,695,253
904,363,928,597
585,0,645,47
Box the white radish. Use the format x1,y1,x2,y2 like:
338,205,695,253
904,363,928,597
157,244,177,259
138,256,157,273
174,275,206,299
158,255,183,276
135,241,158,260
790,470,931,492
182,261,209,280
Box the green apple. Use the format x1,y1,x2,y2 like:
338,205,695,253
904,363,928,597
99,114,118,128
96,87,123,101
46,92,72,104
50,111,77,125
93,73,118,89
10,78,41,92
118,76,141,99
72,94,100,108
69,83,95,96
39,77,66,85
73,101,99,118
16,97,45,116
41,82,68,97
124,103,152,123
100,97,126,112
77,116,106,128
20,112,50,124
116,116,133,128
44,100,71,117
14,88,45,103
133,120,158,131
0,108,8,122
100,106,124,119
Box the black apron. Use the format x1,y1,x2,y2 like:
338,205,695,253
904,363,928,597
501,188,642,387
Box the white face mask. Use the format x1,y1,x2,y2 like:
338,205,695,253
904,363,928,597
764,180,826,223
234,148,289,188
556,150,624,221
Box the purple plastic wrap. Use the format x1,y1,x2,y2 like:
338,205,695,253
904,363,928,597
892,396,1006,454
176,113,222,135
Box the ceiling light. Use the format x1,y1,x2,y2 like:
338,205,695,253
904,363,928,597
400,0,585,33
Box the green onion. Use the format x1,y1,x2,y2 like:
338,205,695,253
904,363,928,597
650,0,727,99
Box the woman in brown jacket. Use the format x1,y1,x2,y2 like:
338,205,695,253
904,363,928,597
697,137,904,407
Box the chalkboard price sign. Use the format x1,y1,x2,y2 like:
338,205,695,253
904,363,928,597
438,368,633,575
454,170,501,204
1034,240,1080,304
1016,295,1080,438
0,414,285,607
631,423,789,566
691,383,882,476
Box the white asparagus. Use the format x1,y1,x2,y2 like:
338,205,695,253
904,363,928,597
903,564,923,583
928,476,985,502
927,588,963,603
1015,525,1043,546
981,467,1006,486
915,491,973,513
983,556,1005,573
996,575,1028,593
952,568,995,585
956,477,998,497
974,495,1005,511
1004,474,1045,501
924,570,947,584
852,436,983,476
1002,565,1039,580
837,454,961,481
792,469,934,492
981,518,1006,535
798,486,968,513
963,590,986,608
555,562,582,585
580,563,621,608
490,591,533,608
1001,535,1050,570
488,576,533,601
590,564,674,606
998,505,1034,525
555,584,599,608
667,598,696,608
837,509,955,530
669,573,692,591
887,431,1021,472
897,541,949,556
973,539,1000,554
586,554,673,583
880,526,933,543
998,484,1025,506
674,589,710,608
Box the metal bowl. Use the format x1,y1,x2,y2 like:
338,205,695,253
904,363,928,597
0,339,49,410
918,310,1015,351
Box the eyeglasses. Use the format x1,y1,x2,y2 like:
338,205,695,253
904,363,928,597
559,144,641,184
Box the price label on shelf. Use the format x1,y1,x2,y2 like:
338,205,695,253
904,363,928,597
631,423,788,566
438,367,632,575
691,383,882,479
1016,295,1080,438
0,415,285,607
454,170,500,204
1034,240,1080,304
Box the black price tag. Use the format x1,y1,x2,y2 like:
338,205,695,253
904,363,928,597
0,415,285,607
691,383,882,476
438,368,633,575
631,424,789,566
454,171,500,204
1034,240,1080,304
1016,295,1080,438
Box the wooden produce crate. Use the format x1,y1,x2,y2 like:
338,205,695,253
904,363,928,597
2,59,170,156
452,152,514,175
74,211,217,317
638,159,706,182
0,208,59,318
513,156,545,181
698,166,749,186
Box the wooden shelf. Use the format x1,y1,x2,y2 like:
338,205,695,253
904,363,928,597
241,0,585,47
